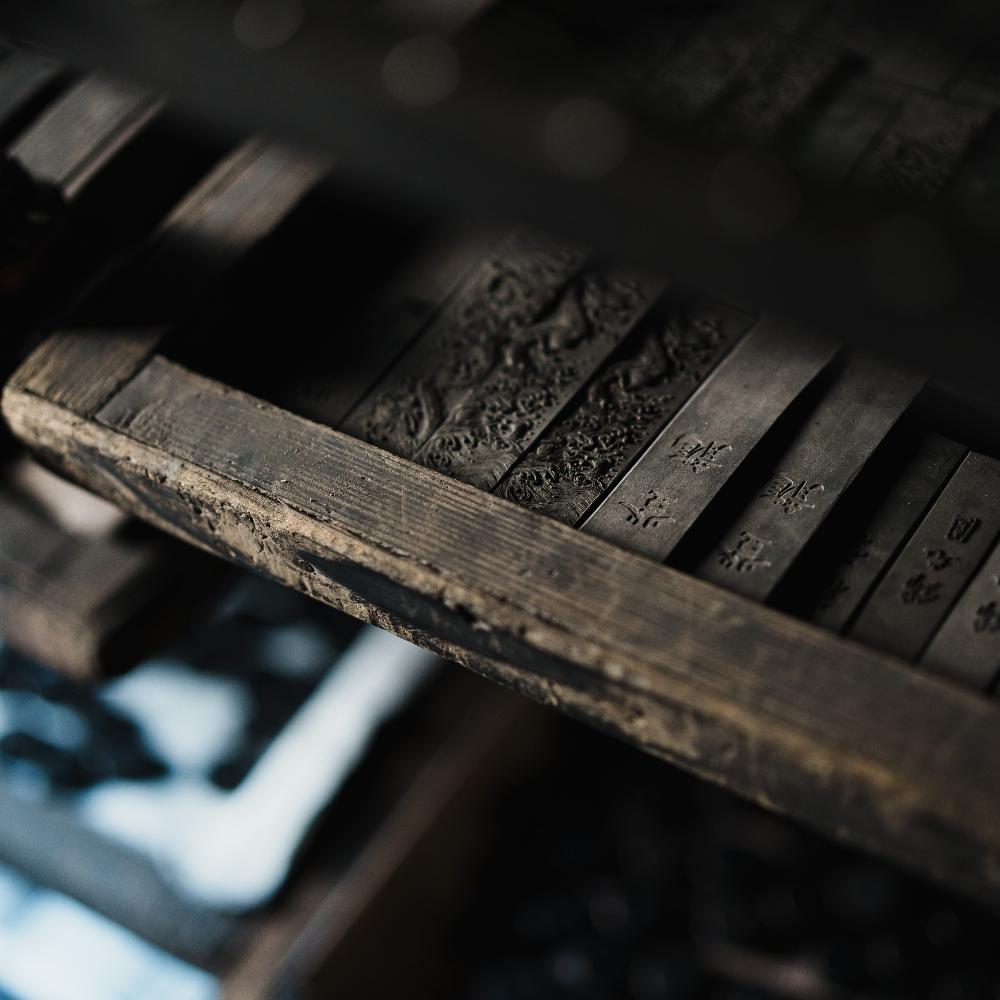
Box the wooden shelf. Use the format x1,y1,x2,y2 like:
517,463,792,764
6,326,1000,910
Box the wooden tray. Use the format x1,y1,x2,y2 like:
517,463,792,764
7,318,1000,909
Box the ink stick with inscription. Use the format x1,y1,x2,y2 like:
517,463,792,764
807,434,966,633
850,452,1000,661
695,355,923,602
922,540,1000,691
582,319,838,562
495,295,753,524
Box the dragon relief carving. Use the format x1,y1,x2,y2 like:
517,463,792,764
496,307,738,523
348,234,585,458
418,271,654,489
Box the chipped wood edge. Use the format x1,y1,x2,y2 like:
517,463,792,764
5,340,1000,907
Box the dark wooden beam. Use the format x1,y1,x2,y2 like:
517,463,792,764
6,331,1000,907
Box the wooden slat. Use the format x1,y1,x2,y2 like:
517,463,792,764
6,139,328,418
6,328,165,419
7,338,1000,907
0,468,220,679
9,75,162,200
0,140,326,677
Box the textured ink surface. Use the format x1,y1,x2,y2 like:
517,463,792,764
707,36,842,143
695,356,922,602
495,297,751,523
855,94,988,199
808,435,965,633
850,452,1000,660
583,320,838,562
341,229,587,458
639,13,769,122
922,540,1000,691
417,265,664,491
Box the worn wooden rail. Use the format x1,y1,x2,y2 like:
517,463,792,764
5,329,1000,907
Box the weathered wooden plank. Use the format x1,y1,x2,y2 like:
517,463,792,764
0,140,325,676
9,75,162,200
693,356,921,601
7,139,327,417
9,344,1000,906
495,294,752,524
155,138,330,267
6,328,166,419
0,475,218,678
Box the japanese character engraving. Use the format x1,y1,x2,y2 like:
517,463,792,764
761,475,825,515
717,531,773,573
948,515,982,544
817,577,850,611
901,573,942,605
846,537,874,565
669,433,732,473
617,490,674,529
973,600,1000,633
924,547,960,571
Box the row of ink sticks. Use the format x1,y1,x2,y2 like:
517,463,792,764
1,45,998,692
327,228,1000,696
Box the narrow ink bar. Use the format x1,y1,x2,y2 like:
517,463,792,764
496,295,752,525
922,541,1000,691
341,229,587,460
0,47,63,138
281,231,502,432
850,452,1000,661
72,139,330,325
415,265,665,491
808,434,966,633
694,355,923,602
582,319,838,561
10,75,162,200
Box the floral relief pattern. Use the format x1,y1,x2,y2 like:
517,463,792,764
418,269,663,490
342,229,587,458
496,303,748,524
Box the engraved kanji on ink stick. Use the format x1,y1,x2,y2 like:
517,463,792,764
899,514,981,605
762,474,825,515
901,573,943,605
924,547,960,571
718,531,773,573
668,433,732,473
618,490,673,529
817,577,850,611
974,601,1000,633
948,515,982,544
973,576,1000,634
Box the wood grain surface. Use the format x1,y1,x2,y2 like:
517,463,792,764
7,333,1000,908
